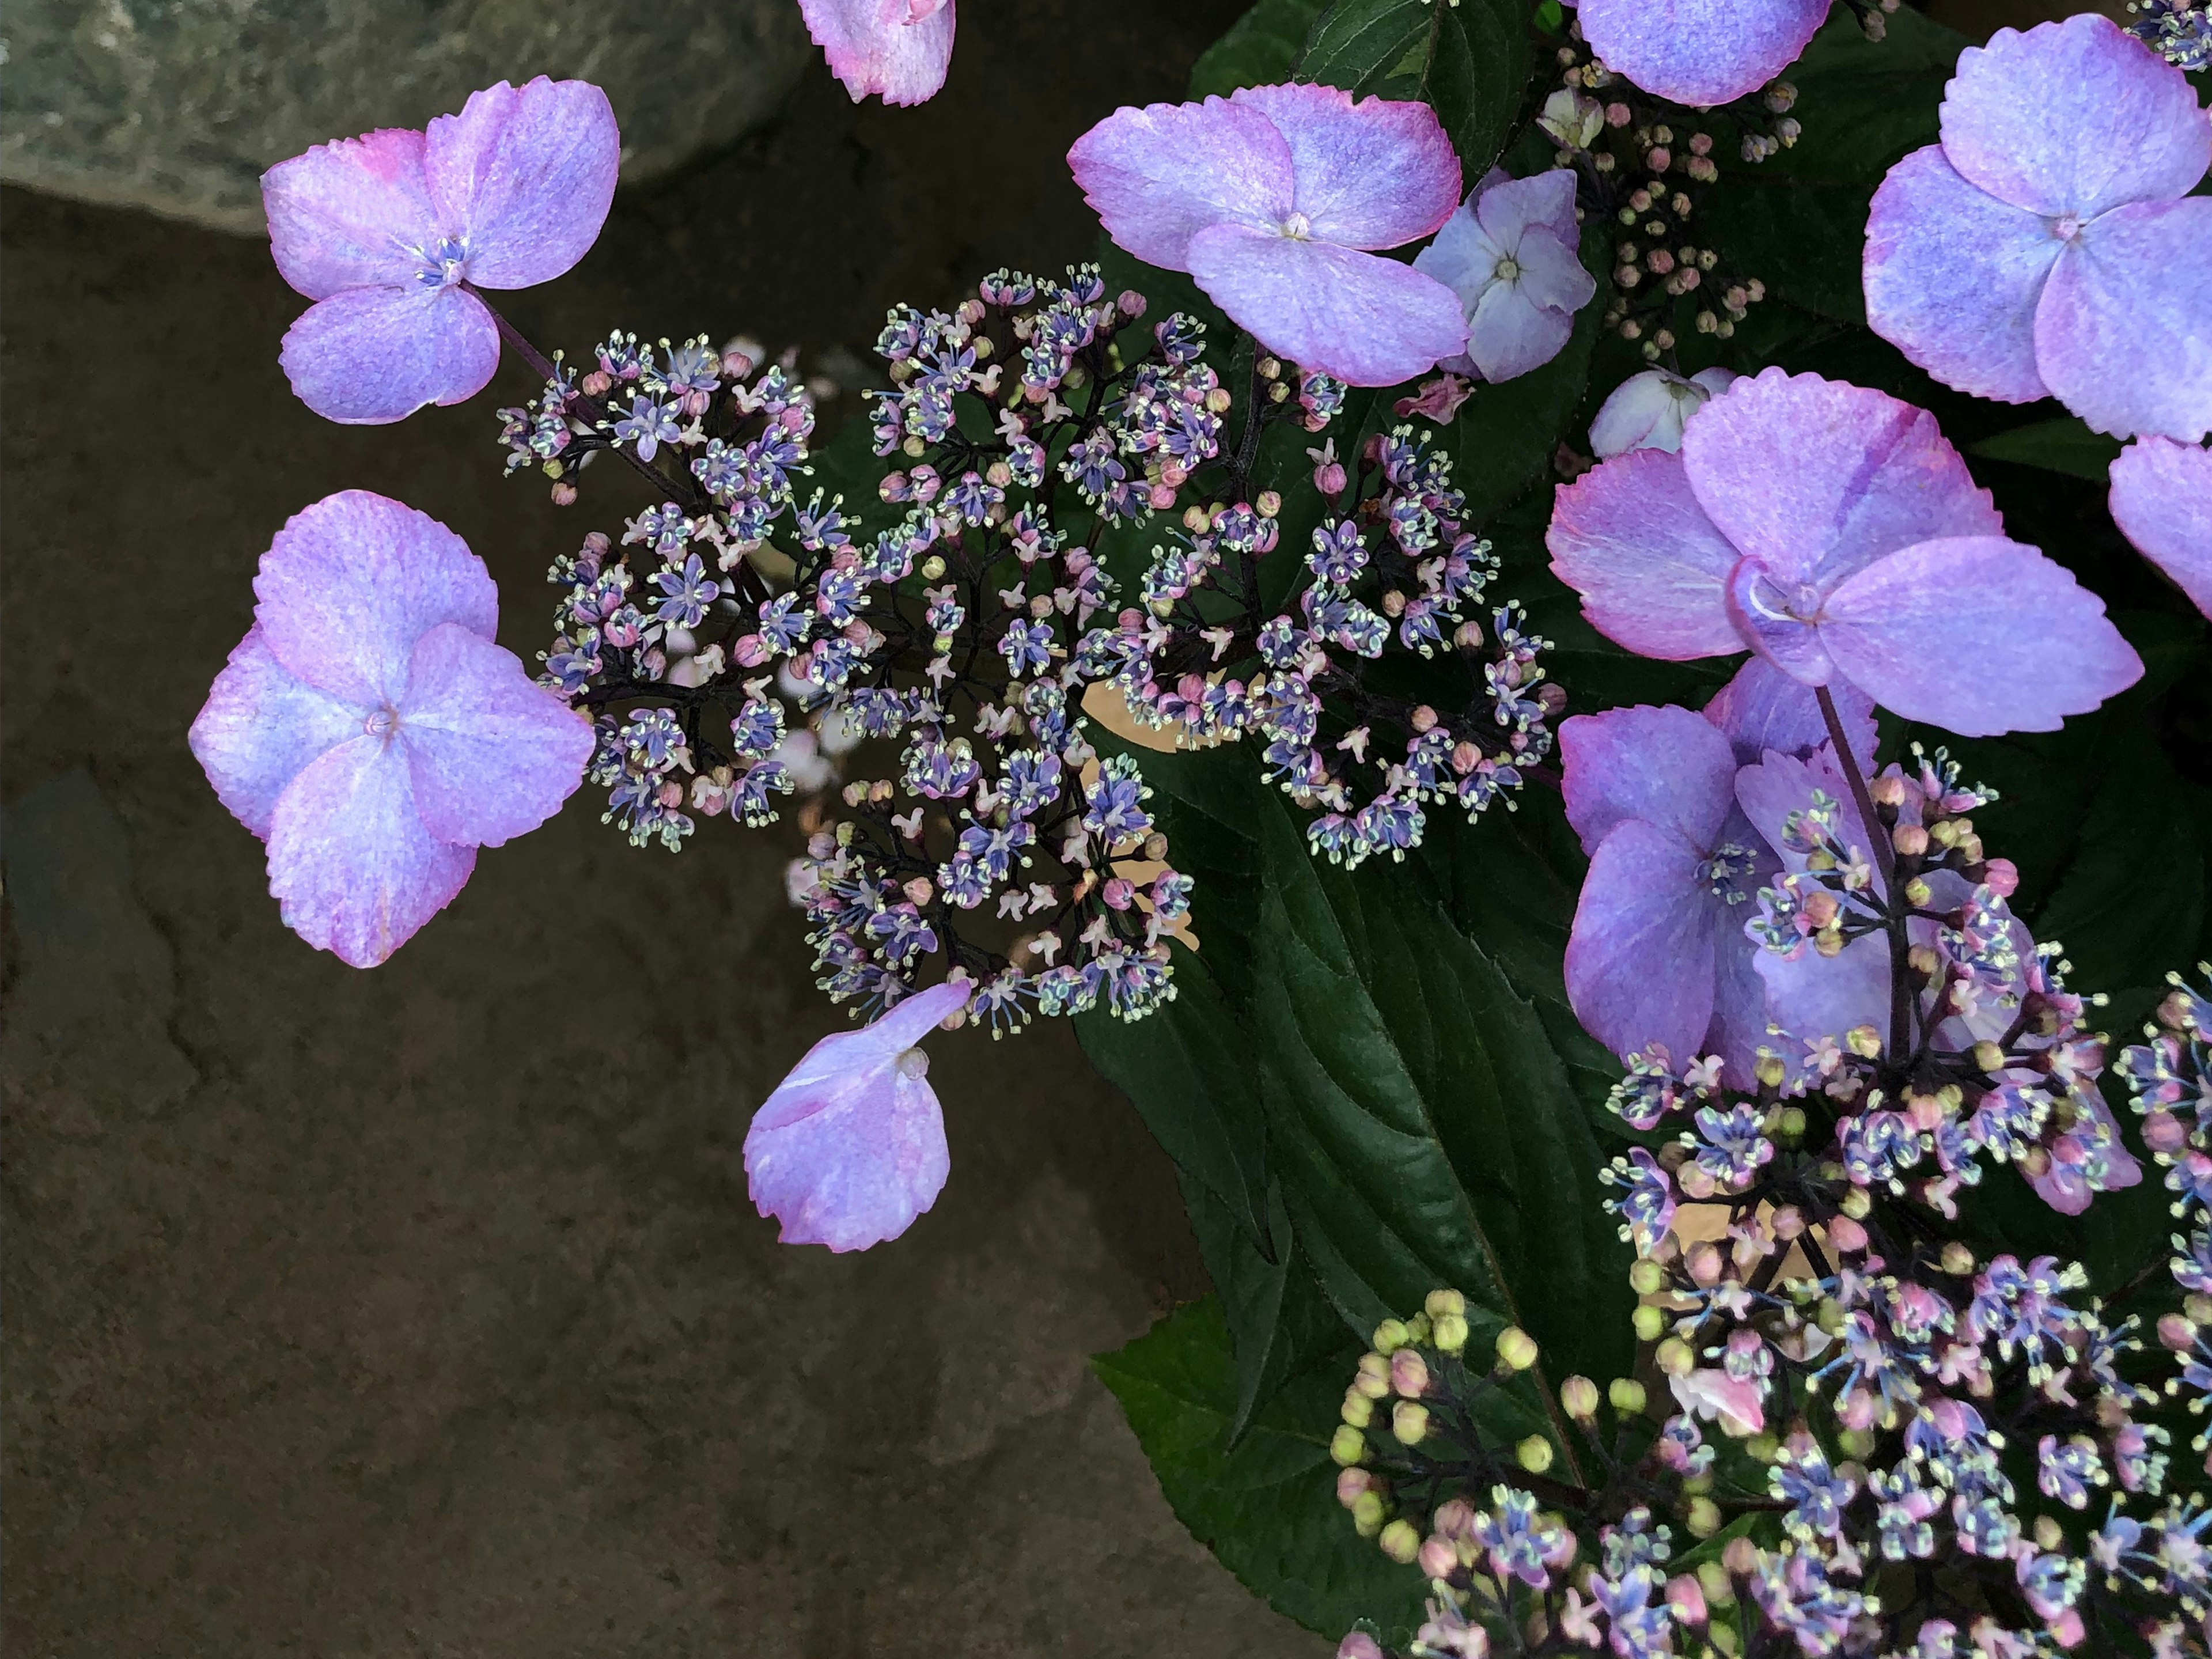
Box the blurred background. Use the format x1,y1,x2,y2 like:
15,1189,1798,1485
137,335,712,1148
0,1,2136,1653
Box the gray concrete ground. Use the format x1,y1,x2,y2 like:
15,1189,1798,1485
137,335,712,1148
0,16,1333,1654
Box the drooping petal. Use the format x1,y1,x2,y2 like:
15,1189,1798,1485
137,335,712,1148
798,0,958,107
1681,369,2003,596
1702,654,1875,771
1467,276,1576,382
264,733,478,968
2109,437,2212,618
1863,145,2063,406
1588,368,1728,459
1185,226,1466,387
1566,820,1724,1068
1937,14,2211,220
1575,0,1831,107
1472,168,1580,251
1559,703,1738,854
2035,198,2212,442
1230,84,1460,249
397,622,594,847
1067,97,1293,270
189,626,367,839
1725,557,1839,686
742,979,972,1252
1547,446,1744,660
277,283,500,425
1818,536,2143,737
421,77,620,289
261,128,435,300
253,490,499,709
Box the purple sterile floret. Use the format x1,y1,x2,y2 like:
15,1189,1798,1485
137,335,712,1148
742,978,972,1251
1574,0,1832,107
1865,15,2212,441
189,491,594,967
2110,438,2212,619
798,0,956,107
1067,83,1465,386
264,77,619,424
1589,367,1737,459
1412,168,1596,382
1560,658,1867,1085
1547,368,2143,737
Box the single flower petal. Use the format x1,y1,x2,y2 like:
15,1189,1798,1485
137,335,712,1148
1067,96,1293,270
1732,745,1870,873
1559,702,1738,854
799,0,958,105
189,626,366,839
398,622,594,847
1547,446,1744,659
1186,225,1466,387
2035,197,2212,442
1466,275,1575,382
742,980,972,1252
2109,437,2212,618
1681,369,2003,596
1701,654,1874,770
253,490,499,709
1575,0,1831,107
1863,145,2062,406
1938,14,2211,219
278,283,500,425
1230,83,1460,249
1566,819,1723,1068
265,732,478,968
422,77,620,289
260,127,434,300
1472,168,1579,251
1819,536,2143,736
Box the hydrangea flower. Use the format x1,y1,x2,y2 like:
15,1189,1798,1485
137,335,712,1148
1547,368,2142,737
743,978,972,1250
1560,657,1872,1085
1572,0,1831,107
264,77,619,424
1863,16,2212,441
189,491,594,967
1411,168,1596,382
1589,366,1737,459
797,0,956,107
2109,438,2212,620
1068,84,1465,386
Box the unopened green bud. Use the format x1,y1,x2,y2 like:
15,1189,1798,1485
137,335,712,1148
1697,1560,1734,1607
1609,1378,1648,1415
1392,1401,1430,1445
1654,1336,1694,1376
1373,1318,1411,1355
1351,1489,1387,1536
1330,1425,1368,1467
919,554,946,580
1629,1259,1669,1295
1378,1519,1423,1563
1685,1496,1722,1538
1424,1289,1466,1321
1941,1241,1975,1276
1494,1327,1539,1372
1633,1305,1667,1342
1354,1352,1392,1399
1516,1434,1555,1475
1837,1427,1876,1459
1341,1390,1374,1429
1432,1312,1469,1354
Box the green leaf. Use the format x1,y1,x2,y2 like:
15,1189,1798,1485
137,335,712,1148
1193,0,1332,97
1299,0,1533,177
1967,416,2126,482
1249,790,1634,1407
1094,1296,1428,1644
1698,179,1870,324
1180,1171,1350,1435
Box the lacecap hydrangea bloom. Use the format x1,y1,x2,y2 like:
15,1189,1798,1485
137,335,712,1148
264,77,618,425
189,491,593,967
1411,168,1596,383
1864,14,2212,442
743,978,971,1250
2110,437,2212,621
1571,0,1831,107
1547,368,2142,737
1068,84,1467,387
797,0,956,107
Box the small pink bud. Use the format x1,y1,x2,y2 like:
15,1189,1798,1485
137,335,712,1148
1118,290,1148,318
1665,1574,1708,1624
1103,877,1136,911
1825,1215,1868,1255
1606,102,1631,127
1336,1636,1384,1659
1390,1347,1430,1397
1431,1497,1475,1539
1646,146,1671,172
1336,1467,1374,1507
2159,1313,2197,1351
1418,1534,1457,1579
1982,857,2020,897
549,480,578,507
1315,460,1347,495
581,369,613,397
732,634,771,668
1149,483,1179,510
2146,1111,2189,1154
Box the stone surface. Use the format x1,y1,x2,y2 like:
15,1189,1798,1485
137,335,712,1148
0,0,813,234
2,4,1337,1650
